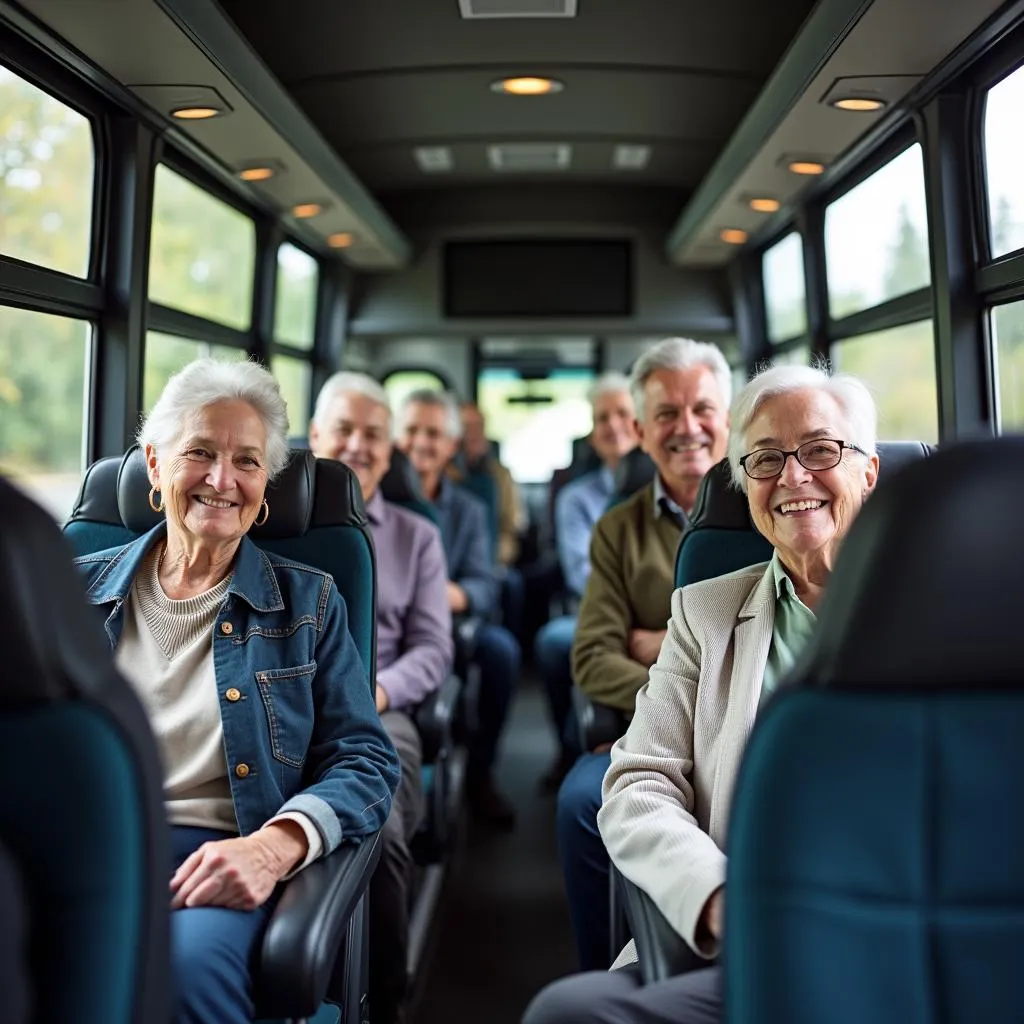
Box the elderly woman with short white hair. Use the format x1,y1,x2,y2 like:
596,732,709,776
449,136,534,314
524,363,879,1024
75,358,400,1024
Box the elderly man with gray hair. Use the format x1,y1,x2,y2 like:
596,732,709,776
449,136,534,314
397,388,521,829
557,338,732,972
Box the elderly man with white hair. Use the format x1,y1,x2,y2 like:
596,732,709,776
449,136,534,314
524,362,880,1024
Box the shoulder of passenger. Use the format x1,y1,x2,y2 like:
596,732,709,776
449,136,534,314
262,550,334,591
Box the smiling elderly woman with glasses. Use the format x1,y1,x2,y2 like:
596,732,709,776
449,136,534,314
523,363,879,1024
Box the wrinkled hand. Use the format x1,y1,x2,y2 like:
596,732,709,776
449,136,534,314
170,822,307,911
447,581,469,614
375,684,390,713
700,887,725,941
627,628,667,668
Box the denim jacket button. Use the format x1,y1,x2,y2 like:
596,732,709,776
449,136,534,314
225,688,241,702
235,763,250,778
220,622,234,635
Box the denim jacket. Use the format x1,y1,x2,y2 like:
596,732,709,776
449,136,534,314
75,524,400,854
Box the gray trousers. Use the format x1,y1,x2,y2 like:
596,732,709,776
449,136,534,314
523,965,722,1024
369,710,425,1024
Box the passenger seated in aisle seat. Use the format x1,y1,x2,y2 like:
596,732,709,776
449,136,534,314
525,364,879,1024
559,338,731,971
309,372,453,1024
73,359,399,1024
534,372,637,793
398,389,521,829
453,401,528,639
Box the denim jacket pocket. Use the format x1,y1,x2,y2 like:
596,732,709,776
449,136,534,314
255,661,317,768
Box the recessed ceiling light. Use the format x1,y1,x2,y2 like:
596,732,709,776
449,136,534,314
787,159,826,176
832,96,887,112
414,147,453,172
292,203,323,218
613,145,651,170
748,197,781,213
239,166,275,182
327,232,355,249
720,228,748,245
171,106,222,120
491,76,564,96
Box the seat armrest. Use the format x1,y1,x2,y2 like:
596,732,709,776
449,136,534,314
413,674,462,763
572,685,627,752
453,614,484,664
254,831,382,1018
616,869,707,984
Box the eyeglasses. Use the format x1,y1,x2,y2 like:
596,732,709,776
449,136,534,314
739,438,868,480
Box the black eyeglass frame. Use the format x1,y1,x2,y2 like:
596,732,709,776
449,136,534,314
739,439,869,480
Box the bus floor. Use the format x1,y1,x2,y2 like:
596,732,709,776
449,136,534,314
410,673,578,1024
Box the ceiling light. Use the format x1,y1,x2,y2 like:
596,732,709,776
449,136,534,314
720,228,748,245
491,76,564,96
831,96,887,112
327,232,354,249
613,145,651,170
171,106,222,120
748,197,781,213
787,160,826,175
239,166,275,182
292,203,323,218
414,147,453,172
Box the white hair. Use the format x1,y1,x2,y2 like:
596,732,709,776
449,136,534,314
138,357,290,479
727,363,878,493
312,371,391,428
587,371,632,408
398,388,463,439
629,338,732,419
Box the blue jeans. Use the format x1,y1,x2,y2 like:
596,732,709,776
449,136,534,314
556,752,613,970
534,615,578,756
471,623,521,777
171,826,273,1024
500,566,526,639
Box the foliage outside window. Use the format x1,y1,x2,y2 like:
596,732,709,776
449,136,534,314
382,370,451,414
0,305,90,519
272,354,311,435
990,301,1024,433
830,320,938,442
984,64,1024,259
0,63,94,277
149,164,255,330
772,345,810,368
824,144,931,319
763,232,807,342
274,243,318,350
143,332,248,414
476,368,594,483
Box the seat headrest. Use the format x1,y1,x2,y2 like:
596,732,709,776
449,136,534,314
571,436,602,474
379,448,426,505
0,477,120,706
308,457,369,530
875,440,935,477
794,438,1024,689
69,454,122,526
613,447,656,499
116,445,317,538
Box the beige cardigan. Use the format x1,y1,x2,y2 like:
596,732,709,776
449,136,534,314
597,561,776,966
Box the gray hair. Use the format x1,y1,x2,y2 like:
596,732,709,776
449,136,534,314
313,371,391,427
629,338,732,420
727,363,878,493
138,357,290,479
587,371,632,408
398,388,462,439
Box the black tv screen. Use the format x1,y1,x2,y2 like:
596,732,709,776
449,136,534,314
444,240,632,317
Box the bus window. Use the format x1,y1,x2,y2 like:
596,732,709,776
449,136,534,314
990,301,1024,432
825,144,931,320
763,232,807,343
0,306,90,518
476,368,594,483
143,332,248,413
272,354,312,430
773,345,810,367
830,320,938,441
0,62,94,277
274,243,318,350
983,65,1024,259
149,164,256,331
382,369,451,412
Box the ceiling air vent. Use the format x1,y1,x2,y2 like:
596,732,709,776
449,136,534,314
458,0,577,18
487,143,571,172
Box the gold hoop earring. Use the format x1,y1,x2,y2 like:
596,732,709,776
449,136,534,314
148,486,164,514
254,499,270,527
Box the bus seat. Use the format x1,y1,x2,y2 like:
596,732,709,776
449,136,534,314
63,447,382,1024
726,437,1024,1023
607,447,656,509
0,475,173,1024
379,448,438,524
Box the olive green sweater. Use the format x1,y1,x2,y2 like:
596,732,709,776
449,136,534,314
571,484,683,714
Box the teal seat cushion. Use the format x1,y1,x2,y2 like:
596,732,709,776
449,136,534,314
675,526,772,588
